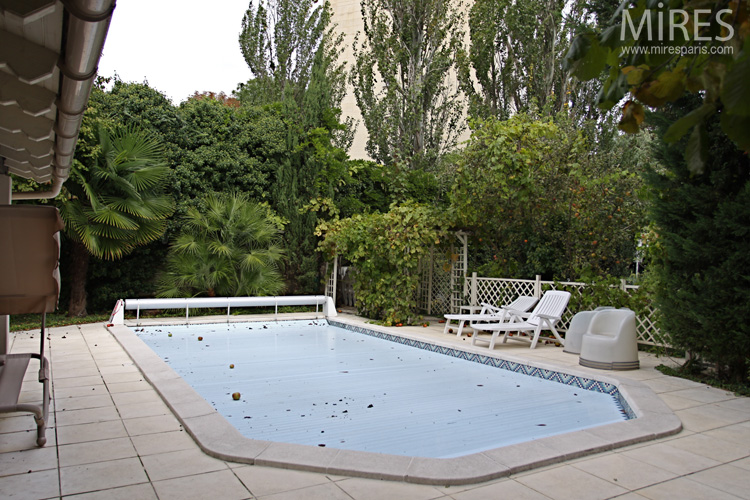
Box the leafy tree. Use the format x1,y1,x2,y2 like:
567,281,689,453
351,0,466,170
170,96,282,209
59,125,175,316
318,202,451,325
458,0,557,119
158,192,285,297
238,0,346,112
457,0,621,123
87,77,182,152
645,96,750,384
564,0,750,172
449,113,648,280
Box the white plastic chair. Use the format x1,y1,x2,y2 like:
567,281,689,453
443,296,538,337
579,309,639,370
563,306,615,355
470,290,571,349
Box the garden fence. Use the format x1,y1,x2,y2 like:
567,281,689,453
326,264,663,347
324,231,664,346
462,274,662,346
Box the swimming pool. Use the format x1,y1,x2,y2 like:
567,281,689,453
110,315,681,484
135,319,629,458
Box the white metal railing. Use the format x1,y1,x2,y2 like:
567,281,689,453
109,296,337,325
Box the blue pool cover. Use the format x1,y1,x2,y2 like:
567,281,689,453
136,320,627,458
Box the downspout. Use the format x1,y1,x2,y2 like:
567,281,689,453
12,0,116,200
0,158,10,354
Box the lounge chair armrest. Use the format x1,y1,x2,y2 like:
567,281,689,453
535,313,561,322
504,308,531,318
481,303,502,313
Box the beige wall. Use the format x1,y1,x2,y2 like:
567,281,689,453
330,0,471,162
330,0,369,159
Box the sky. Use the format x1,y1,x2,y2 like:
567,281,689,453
98,0,254,104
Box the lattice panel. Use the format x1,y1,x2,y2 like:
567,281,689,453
450,246,466,314
324,260,336,299
416,257,430,312
474,278,536,308
634,305,662,345
431,251,453,315
471,277,664,346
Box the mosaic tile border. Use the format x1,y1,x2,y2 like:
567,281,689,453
329,320,636,420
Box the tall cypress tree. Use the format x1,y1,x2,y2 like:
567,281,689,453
646,96,750,383
239,0,349,293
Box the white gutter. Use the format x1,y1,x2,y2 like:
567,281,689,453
12,0,116,200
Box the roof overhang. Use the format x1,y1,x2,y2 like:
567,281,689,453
0,0,115,200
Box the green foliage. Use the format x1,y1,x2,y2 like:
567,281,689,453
319,203,451,325
238,0,352,294
158,192,285,298
59,125,175,260
655,364,750,397
239,0,343,104
450,113,648,280
170,98,283,207
458,0,602,122
563,0,750,172
645,96,750,384
330,160,392,218
87,77,182,146
9,313,111,333
84,245,169,310
557,274,653,320
351,0,466,170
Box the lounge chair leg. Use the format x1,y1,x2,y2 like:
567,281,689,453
489,332,500,349
443,320,452,335
456,320,467,337
530,326,543,349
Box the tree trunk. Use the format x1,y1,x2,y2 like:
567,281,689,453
67,240,90,317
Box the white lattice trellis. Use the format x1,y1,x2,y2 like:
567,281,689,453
468,276,664,346
324,257,337,301
469,276,538,308
417,248,452,315
450,233,469,314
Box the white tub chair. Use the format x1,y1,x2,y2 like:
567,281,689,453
563,307,615,355
579,309,639,370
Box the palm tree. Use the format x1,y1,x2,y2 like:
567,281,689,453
60,125,174,316
157,192,285,298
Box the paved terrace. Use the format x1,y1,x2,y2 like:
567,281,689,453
2,313,749,499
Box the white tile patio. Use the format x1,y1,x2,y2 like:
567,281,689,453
1,315,749,499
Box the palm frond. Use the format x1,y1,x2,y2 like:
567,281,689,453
88,223,136,241
61,123,174,261
90,206,140,230
162,191,285,297
123,165,170,191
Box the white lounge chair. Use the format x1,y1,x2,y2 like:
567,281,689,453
470,290,571,349
443,296,538,337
